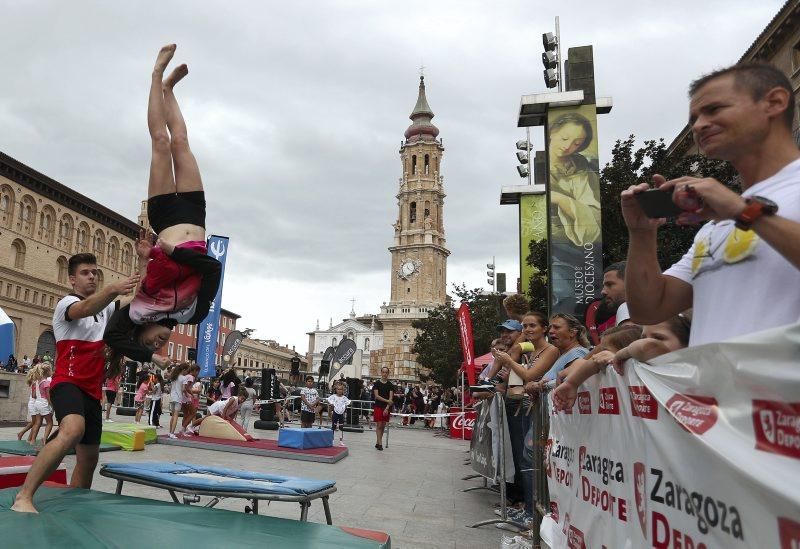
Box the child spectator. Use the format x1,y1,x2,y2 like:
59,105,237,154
133,371,150,424
148,373,164,428
300,375,320,428
327,382,351,446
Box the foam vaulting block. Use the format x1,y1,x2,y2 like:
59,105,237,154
278,428,334,449
198,416,253,441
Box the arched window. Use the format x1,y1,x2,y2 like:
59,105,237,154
96,269,104,290
347,330,354,340
411,155,417,175
332,337,337,347
107,237,119,269
0,185,13,228
57,256,68,285
39,206,56,244
93,230,105,263
59,214,73,250
11,239,26,269
409,202,417,224
121,243,133,275
18,195,36,236
424,154,430,175
76,223,90,253
364,338,370,351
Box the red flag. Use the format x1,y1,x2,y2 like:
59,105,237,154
457,303,476,387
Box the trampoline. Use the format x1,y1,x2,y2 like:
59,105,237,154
100,461,337,523
0,485,390,548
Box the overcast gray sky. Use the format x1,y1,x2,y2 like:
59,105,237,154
1,0,784,351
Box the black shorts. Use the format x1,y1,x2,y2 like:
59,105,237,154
147,191,206,234
51,383,102,446
300,410,316,424
104,390,117,404
331,412,345,427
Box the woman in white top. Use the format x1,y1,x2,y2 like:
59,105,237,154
186,387,247,435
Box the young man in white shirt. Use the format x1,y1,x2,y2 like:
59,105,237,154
622,63,800,346
12,253,138,513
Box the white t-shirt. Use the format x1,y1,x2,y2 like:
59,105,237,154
615,302,630,325
171,374,187,404
664,158,800,346
327,394,350,415
300,387,319,412
208,397,238,416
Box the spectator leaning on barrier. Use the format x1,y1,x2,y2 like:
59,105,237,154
622,62,800,346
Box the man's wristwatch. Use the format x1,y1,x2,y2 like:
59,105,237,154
734,196,778,230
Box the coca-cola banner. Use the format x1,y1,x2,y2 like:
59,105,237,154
448,406,476,440
541,323,800,549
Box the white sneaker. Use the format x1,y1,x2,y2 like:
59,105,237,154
105,419,114,423
338,441,346,447
168,433,178,439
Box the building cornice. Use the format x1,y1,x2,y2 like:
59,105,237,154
0,151,140,238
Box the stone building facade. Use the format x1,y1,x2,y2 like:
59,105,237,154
668,0,800,156
0,151,140,360
306,312,383,379
237,338,307,382
373,77,450,381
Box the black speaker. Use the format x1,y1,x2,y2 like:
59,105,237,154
260,407,276,421
290,357,300,376
187,347,197,362
319,359,330,376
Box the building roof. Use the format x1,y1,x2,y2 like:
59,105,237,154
220,308,241,319
667,0,800,157
0,150,141,237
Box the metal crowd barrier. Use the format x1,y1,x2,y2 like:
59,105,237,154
529,383,553,545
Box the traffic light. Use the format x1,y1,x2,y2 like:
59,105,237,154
486,262,495,287
516,138,531,179
542,32,559,89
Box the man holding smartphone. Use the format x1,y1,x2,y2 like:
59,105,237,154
621,62,800,346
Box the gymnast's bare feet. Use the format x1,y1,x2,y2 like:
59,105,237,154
11,494,38,514
163,64,188,89
154,44,177,74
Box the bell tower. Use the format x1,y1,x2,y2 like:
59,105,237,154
374,76,450,381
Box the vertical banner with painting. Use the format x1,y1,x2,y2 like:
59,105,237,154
519,193,547,305
546,104,602,319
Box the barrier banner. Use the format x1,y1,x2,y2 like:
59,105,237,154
470,396,516,481
540,323,800,549
448,406,476,440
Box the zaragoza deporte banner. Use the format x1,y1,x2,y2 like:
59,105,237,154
546,104,602,319
541,323,800,548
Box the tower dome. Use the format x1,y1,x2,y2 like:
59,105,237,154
404,76,439,142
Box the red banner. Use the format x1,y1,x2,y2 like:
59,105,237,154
457,303,476,387
448,407,476,440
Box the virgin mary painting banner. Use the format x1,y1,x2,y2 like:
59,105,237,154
546,104,602,319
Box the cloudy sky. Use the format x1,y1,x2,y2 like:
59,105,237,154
1,0,784,351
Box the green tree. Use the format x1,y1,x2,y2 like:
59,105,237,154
412,284,506,387
525,238,548,314
599,136,738,268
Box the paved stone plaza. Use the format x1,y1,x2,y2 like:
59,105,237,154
0,419,507,548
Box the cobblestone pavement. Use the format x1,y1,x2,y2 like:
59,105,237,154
0,418,508,548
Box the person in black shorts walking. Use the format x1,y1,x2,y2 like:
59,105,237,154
372,367,394,451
